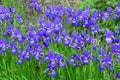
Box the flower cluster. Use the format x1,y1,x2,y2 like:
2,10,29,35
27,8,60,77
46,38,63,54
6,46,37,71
29,0,41,12
0,5,11,23
43,51,65,78
1,1,120,79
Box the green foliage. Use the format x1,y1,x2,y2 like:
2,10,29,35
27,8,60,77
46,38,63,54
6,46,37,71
93,0,118,10
77,0,94,10
77,0,120,10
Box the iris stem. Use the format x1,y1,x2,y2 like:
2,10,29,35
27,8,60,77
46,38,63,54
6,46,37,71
66,64,72,80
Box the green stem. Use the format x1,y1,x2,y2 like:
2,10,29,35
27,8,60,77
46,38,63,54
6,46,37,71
66,65,72,80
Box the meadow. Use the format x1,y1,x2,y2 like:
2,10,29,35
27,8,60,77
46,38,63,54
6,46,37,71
0,0,120,80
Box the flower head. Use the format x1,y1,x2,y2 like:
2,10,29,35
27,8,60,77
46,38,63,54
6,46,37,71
116,72,120,79
107,7,112,14
0,38,8,53
9,6,16,14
